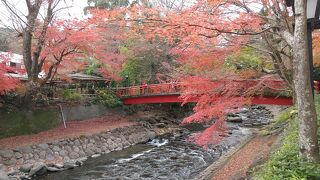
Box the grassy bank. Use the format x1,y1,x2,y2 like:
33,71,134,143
0,108,60,138
253,97,320,179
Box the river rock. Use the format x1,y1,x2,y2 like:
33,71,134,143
59,150,66,157
63,162,75,169
226,116,243,122
54,163,64,168
0,149,14,159
146,131,156,140
47,167,61,172
3,159,16,166
74,140,81,146
39,151,46,159
46,153,54,161
14,152,23,159
7,167,19,176
19,146,33,154
64,146,72,153
73,146,80,152
155,123,166,128
79,151,86,157
77,157,88,162
91,154,101,158
75,160,83,166
0,165,10,180
69,152,79,159
29,162,47,177
19,163,33,173
38,144,49,150
52,146,60,152
84,149,94,156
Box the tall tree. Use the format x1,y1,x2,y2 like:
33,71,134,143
291,0,319,162
0,1,124,98
39,19,122,84
93,0,319,161
0,0,64,83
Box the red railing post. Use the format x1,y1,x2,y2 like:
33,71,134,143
314,80,319,93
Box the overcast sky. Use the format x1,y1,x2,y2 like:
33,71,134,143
0,0,89,27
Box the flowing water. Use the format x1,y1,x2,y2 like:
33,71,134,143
36,126,251,180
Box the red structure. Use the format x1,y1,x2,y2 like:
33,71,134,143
116,80,294,105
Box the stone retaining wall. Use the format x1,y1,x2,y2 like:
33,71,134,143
0,125,156,178
62,104,124,121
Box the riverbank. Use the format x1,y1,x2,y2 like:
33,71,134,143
195,105,289,180
0,124,157,179
0,104,280,179
0,115,135,149
0,105,189,179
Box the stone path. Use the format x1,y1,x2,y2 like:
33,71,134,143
0,115,135,149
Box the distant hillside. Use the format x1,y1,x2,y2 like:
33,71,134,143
0,28,22,53
0,28,14,52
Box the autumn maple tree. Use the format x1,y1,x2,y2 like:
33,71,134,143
39,19,123,83
89,0,319,161
0,54,20,94
0,0,125,96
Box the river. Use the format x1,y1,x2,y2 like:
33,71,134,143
35,106,273,180
35,125,251,180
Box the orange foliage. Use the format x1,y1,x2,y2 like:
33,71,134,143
313,31,320,65
88,0,288,145
0,54,20,94
36,18,125,82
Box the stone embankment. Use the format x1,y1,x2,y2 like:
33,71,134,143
0,125,156,179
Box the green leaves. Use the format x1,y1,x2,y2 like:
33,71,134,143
224,47,268,78
61,89,83,101
96,89,122,108
253,108,320,179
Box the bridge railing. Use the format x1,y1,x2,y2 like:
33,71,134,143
116,83,186,97
115,79,291,98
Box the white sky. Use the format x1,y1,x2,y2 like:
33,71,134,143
0,0,88,27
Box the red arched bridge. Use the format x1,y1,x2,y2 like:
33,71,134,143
115,79,294,105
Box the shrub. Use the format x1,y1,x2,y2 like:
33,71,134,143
61,89,83,101
96,89,122,108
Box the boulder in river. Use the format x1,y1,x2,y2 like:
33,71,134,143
19,163,33,173
29,162,47,177
47,167,61,172
64,162,76,169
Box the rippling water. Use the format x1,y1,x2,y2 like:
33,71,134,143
37,126,250,180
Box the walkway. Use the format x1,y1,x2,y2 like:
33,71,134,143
212,134,277,179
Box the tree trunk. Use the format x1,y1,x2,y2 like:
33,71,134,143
293,0,320,162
